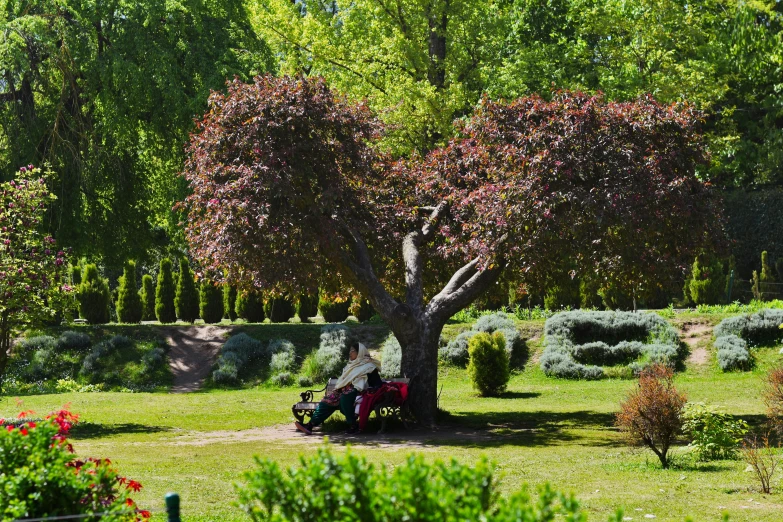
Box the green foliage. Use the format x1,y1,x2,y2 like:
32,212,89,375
236,446,588,521
270,350,296,375
140,274,155,321
70,265,82,285
349,297,375,322
224,284,238,322
116,261,143,324
714,335,750,371
76,264,111,325
296,294,318,323
440,313,526,369
175,258,199,323
237,290,266,323
696,299,783,314
155,258,176,323
214,333,266,385
683,403,749,461
380,335,402,379
713,308,783,372
199,280,224,324
760,251,777,299
467,332,510,397
0,410,143,520
687,254,727,305
724,189,783,279
304,325,356,382
265,295,294,323
318,294,351,323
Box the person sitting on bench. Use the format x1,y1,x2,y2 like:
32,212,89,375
295,342,382,435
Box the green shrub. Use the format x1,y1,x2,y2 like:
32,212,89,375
380,335,402,378
439,312,526,368
467,332,509,397
296,293,318,322
56,331,90,351
544,278,580,311
140,274,155,321
69,264,82,285
760,251,777,299
305,325,356,382
270,372,293,386
683,402,749,461
116,260,143,323
199,279,224,324
213,333,266,385
714,308,783,346
723,188,783,280
318,294,351,322
175,258,199,323
687,254,726,305
265,295,294,323
714,335,751,371
236,446,588,522
540,310,682,379
75,264,110,324
0,409,145,520
236,289,266,322
297,375,313,387
270,350,296,375
80,335,134,383
18,335,58,381
224,284,238,321
349,297,375,322
155,258,177,323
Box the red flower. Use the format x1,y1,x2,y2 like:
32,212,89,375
126,480,143,492
19,427,28,435
17,410,34,419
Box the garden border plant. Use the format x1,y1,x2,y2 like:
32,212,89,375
540,310,684,379
712,308,783,371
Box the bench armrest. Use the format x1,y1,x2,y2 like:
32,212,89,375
299,385,328,403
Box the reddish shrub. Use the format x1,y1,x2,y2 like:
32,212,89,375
764,366,783,437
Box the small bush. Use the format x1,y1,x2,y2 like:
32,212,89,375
19,336,58,380
467,332,509,397
439,312,525,368
439,331,473,366
742,433,781,494
76,264,110,324
686,253,726,305
380,335,402,378
764,366,783,438
296,293,318,322
236,289,265,322
236,446,588,522
155,258,177,323
140,274,155,321
297,375,314,387
682,403,749,461
213,333,266,384
270,350,296,375
199,279,224,324
305,325,356,381
116,260,143,323
616,365,686,469
56,331,91,351
223,284,238,322
714,308,783,346
319,294,351,323
80,335,134,382
539,350,604,380
349,297,375,322
714,334,751,371
175,258,199,323
270,372,293,387
265,295,294,323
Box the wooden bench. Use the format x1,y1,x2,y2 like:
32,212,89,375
292,377,410,434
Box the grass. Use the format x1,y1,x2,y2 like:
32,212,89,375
2,314,783,520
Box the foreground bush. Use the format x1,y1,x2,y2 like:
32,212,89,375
237,446,590,522
76,264,110,324
616,365,686,469
0,409,148,520
155,258,176,323
467,332,509,397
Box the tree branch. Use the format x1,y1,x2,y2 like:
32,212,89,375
403,201,448,311
426,263,502,323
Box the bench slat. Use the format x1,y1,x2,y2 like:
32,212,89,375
293,402,318,411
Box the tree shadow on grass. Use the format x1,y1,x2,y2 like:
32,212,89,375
496,391,542,399
70,422,171,439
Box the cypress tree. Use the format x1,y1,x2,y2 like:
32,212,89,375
76,264,111,324
200,279,224,324
296,293,318,323
266,294,294,323
155,258,176,323
175,258,200,323
760,251,776,300
70,264,82,285
140,274,155,321
236,289,265,322
223,284,238,321
116,260,143,323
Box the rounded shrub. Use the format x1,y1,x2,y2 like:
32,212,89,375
56,331,91,352
223,284,238,321
687,253,726,305
270,350,296,375
236,289,265,323
467,331,510,397
714,335,750,371
199,279,224,324
349,297,375,322
270,372,293,386
75,264,110,324
297,375,314,387
139,274,155,321
213,333,267,385
265,295,294,323
380,335,402,378
306,324,356,381
115,260,143,323
175,258,199,323
439,312,526,368
296,293,318,323
155,258,177,323
318,293,350,323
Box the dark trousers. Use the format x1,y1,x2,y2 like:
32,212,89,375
310,389,358,427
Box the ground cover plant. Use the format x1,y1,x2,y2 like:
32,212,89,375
540,311,683,379
713,309,783,371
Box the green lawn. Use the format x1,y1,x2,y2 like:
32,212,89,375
2,317,783,521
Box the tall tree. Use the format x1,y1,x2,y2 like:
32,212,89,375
181,76,721,425
116,260,143,323
0,0,275,264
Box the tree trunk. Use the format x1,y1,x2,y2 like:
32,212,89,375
397,317,443,428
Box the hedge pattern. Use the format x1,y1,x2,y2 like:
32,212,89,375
540,311,682,379
713,308,783,371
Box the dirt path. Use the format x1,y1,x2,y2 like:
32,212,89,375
678,322,713,366
162,326,231,393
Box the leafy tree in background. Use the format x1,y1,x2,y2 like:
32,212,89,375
155,258,176,323
0,166,71,386
175,258,199,323
140,274,155,321
0,0,275,264
116,261,143,323
181,76,721,425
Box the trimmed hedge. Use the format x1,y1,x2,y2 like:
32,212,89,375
439,313,526,368
76,264,110,324
115,261,143,323
467,332,510,396
223,284,238,322
265,295,294,323
540,311,682,379
236,290,265,323
712,308,783,371
140,274,155,321
319,294,351,323
305,325,356,382
296,294,318,323
199,280,224,324
155,258,176,323
175,258,199,323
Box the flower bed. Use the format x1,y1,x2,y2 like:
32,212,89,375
540,311,682,379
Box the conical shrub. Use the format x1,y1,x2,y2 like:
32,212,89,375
76,264,111,324
116,260,143,323
155,258,176,323
265,295,294,323
200,280,224,324
236,289,265,323
140,274,155,321
175,258,200,323
223,284,238,322
296,293,318,323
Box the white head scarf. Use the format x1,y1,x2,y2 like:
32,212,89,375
333,343,381,390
